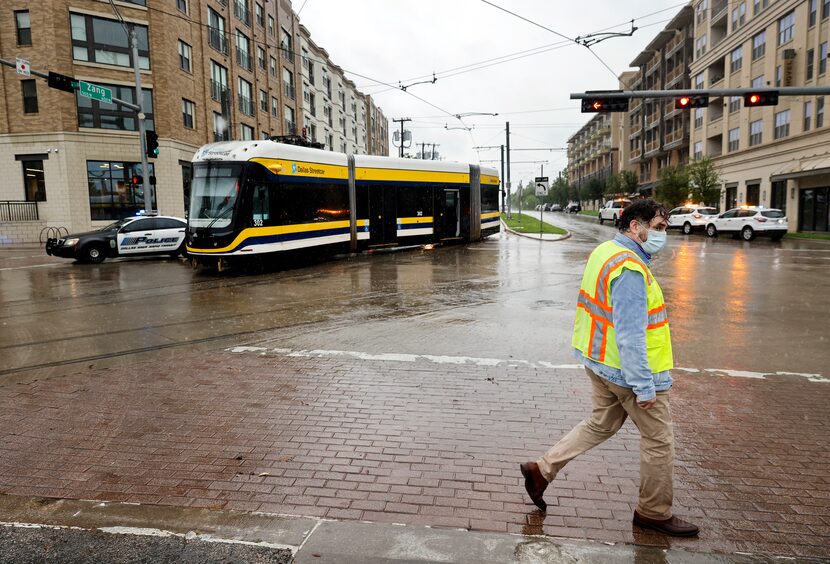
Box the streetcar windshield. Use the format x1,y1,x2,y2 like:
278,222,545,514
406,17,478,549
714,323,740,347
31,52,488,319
189,163,242,228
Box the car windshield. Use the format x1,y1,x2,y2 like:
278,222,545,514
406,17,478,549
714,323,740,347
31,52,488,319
761,210,785,218
189,163,243,228
697,208,718,214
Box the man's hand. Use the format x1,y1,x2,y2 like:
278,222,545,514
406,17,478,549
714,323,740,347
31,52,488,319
637,398,656,410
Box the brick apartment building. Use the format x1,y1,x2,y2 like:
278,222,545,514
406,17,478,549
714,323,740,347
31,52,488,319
0,0,389,243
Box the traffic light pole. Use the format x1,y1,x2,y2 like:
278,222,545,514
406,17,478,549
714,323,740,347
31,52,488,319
130,26,153,215
506,121,511,219
571,86,830,100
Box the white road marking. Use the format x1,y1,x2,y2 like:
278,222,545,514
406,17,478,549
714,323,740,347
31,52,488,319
227,347,828,383
0,263,63,272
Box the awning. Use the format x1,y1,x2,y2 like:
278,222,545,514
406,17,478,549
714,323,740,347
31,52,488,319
770,154,830,181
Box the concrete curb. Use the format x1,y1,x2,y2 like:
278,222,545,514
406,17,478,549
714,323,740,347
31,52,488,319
500,219,571,242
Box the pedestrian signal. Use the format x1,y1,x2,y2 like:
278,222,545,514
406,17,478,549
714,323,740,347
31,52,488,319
131,174,144,185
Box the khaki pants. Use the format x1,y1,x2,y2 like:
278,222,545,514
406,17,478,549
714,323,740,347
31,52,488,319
537,367,674,520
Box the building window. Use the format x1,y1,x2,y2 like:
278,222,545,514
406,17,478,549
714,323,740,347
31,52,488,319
255,3,264,27
234,0,251,26
694,107,704,128
731,2,746,30
213,112,229,141
15,10,31,46
78,83,154,131
21,80,38,114
270,56,277,77
281,27,293,61
775,65,782,87
696,0,708,23
259,89,267,112
308,91,316,116
695,72,705,90
182,98,194,129
810,0,818,26
807,49,815,81
238,77,253,115
749,119,763,146
22,160,46,201
729,95,741,113
728,128,740,152
210,61,229,102
268,15,274,36
284,105,295,134
771,181,787,215
87,160,155,220
805,101,813,131
753,0,770,15
821,43,828,75
824,0,830,20
777,11,795,45
283,68,295,99
695,35,707,58
271,96,278,117
693,141,703,160
177,0,188,13
236,30,251,70
730,46,743,73
240,123,254,140
751,30,766,60
208,9,228,54
751,75,765,88
71,13,150,69
818,97,825,127
178,40,192,72
257,46,266,70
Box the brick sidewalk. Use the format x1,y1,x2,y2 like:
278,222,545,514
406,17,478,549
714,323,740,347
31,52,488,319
0,350,827,559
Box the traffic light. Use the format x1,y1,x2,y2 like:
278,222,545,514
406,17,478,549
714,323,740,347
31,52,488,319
675,95,709,109
47,71,77,93
145,130,159,158
744,91,779,107
131,174,144,185
581,97,629,113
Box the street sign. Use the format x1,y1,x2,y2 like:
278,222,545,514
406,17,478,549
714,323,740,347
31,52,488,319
535,176,549,196
79,81,113,104
16,58,30,76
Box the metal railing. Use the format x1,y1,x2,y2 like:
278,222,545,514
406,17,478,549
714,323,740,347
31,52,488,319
208,28,229,55
234,2,251,26
284,83,295,100
284,120,296,135
238,95,254,116
0,201,39,222
211,80,229,103
236,49,252,70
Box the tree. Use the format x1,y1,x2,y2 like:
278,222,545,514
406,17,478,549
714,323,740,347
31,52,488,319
654,165,689,210
687,157,721,206
619,170,638,194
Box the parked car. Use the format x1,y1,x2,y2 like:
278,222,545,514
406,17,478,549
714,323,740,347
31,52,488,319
599,199,631,225
566,203,582,214
550,204,563,212
667,205,720,234
45,214,188,263
705,206,787,241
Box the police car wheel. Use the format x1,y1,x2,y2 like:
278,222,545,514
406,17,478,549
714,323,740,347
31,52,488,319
82,243,106,264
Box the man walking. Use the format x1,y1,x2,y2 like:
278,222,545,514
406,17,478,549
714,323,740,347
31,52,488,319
520,199,698,537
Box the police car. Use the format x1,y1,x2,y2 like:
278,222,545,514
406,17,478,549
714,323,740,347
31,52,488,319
45,214,187,263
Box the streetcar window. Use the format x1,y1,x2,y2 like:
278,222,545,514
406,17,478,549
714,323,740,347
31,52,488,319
481,186,499,212
252,183,270,225
189,163,242,228
278,182,349,224
397,184,432,219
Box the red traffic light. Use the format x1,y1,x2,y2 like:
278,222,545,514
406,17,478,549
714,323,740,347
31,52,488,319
743,91,779,107
131,175,144,185
674,95,709,109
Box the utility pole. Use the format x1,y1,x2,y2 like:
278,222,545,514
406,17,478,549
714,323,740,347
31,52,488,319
430,143,438,160
420,142,426,159
392,117,411,158
506,122,511,219
500,144,505,213
539,163,544,237
130,25,153,214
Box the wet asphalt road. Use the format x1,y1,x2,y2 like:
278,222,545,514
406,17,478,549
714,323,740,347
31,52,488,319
1,212,828,380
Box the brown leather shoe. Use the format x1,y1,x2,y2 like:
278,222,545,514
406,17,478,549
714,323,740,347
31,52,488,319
519,462,548,511
633,510,699,537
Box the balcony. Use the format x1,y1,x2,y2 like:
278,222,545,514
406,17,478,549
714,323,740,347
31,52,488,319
644,139,662,157
665,33,690,58
630,98,643,113
211,80,229,103
664,125,688,149
238,95,254,116
236,50,252,71
630,146,643,162
282,46,293,62
665,65,685,87
711,0,728,23
284,83,295,100
208,28,229,55
0,201,38,221
284,120,296,135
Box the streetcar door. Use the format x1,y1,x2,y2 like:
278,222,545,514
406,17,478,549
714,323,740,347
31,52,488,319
369,185,397,245
440,189,460,238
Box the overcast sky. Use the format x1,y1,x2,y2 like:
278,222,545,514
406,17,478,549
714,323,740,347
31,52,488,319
296,0,688,185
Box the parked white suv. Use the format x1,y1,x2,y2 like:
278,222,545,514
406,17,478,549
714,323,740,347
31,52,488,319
599,199,631,226
705,206,787,241
667,205,719,234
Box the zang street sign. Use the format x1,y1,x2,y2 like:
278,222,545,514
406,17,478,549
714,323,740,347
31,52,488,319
79,81,113,104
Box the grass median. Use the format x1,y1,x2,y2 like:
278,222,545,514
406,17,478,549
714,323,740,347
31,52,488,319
785,231,830,241
501,213,567,235
579,210,599,217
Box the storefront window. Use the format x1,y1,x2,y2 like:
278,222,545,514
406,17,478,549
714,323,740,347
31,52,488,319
87,160,155,220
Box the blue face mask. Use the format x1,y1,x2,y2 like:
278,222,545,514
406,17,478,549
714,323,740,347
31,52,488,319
641,228,667,255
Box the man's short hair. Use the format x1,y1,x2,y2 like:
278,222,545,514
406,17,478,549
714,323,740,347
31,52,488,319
618,199,668,232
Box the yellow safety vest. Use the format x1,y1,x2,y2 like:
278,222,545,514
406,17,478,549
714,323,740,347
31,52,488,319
572,240,673,372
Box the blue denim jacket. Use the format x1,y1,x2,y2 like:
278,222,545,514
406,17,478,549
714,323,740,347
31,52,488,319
574,233,672,401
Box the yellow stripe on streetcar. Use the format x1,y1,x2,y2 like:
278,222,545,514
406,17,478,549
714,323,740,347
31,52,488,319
356,167,470,184
480,212,500,219
249,157,349,180
397,216,434,224
188,219,368,254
